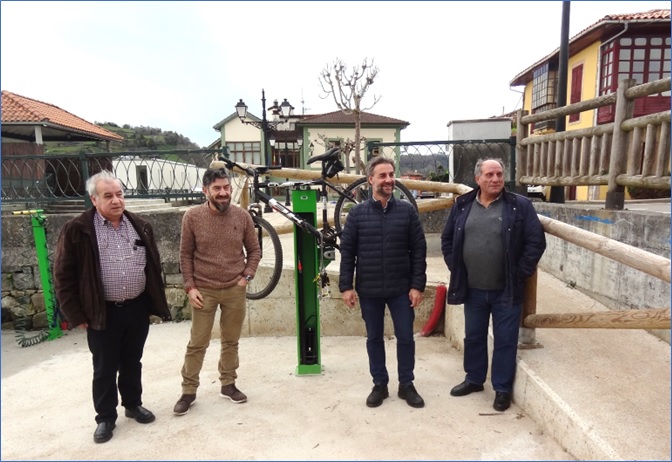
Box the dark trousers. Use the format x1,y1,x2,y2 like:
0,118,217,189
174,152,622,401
87,296,150,424
463,288,521,393
359,293,415,386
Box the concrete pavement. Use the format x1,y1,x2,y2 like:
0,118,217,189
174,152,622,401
2,200,668,460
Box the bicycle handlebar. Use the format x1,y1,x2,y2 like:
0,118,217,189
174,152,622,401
218,156,283,177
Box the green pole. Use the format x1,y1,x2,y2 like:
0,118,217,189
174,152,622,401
29,210,63,341
292,188,323,375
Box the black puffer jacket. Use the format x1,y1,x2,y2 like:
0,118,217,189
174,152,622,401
339,196,427,298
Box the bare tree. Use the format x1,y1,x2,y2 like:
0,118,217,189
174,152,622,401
319,58,380,174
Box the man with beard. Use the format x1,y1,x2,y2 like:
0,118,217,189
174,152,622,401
339,156,428,408
173,167,261,416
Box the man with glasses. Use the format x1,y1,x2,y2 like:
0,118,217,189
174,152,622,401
173,166,261,416
54,170,171,443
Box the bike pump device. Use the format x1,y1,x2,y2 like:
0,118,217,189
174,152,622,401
13,210,64,344
291,188,334,375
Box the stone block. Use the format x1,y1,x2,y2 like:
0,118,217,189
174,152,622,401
32,311,48,329
31,293,46,313
13,269,35,291
2,273,13,291
165,274,184,286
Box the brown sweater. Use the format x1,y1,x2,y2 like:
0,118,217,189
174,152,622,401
180,203,261,290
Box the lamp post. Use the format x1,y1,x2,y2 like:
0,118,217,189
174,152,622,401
235,90,292,212
284,136,303,206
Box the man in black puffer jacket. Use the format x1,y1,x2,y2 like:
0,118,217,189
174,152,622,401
339,156,427,409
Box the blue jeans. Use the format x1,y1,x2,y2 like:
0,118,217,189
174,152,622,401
463,288,521,393
359,294,415,386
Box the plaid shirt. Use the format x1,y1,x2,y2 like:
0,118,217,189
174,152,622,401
94,212,146,302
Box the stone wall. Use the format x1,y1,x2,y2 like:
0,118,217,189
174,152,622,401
0,209,440,336
2,202,668,340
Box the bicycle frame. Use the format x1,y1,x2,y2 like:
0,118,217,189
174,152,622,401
222,156,338,249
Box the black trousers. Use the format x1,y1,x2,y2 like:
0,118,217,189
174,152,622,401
87,295,150,424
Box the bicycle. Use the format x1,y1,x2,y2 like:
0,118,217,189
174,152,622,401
217,147,418,300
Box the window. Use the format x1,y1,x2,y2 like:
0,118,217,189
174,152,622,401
531,63,558,111
569,64,583,123
225,142,261,165
276,141,301,169
598,34,671,123
531,63,558,131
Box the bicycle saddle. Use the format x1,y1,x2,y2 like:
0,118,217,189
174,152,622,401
306,147,340,164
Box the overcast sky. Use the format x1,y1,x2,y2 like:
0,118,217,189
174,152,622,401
1,1,669,147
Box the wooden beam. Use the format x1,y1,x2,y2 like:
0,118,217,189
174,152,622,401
538,215,671,283
524,308,670,329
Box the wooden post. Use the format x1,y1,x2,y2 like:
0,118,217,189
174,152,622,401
515,109,527,188
519,269,542,348
606,79,636,209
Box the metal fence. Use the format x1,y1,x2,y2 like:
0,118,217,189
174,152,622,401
368,139,516,189
1,149,223,206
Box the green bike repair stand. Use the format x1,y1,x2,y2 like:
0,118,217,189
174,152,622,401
14,210,64,342
292,188,332,375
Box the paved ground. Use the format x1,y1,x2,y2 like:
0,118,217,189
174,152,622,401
2,199,669,460
1,328,573,461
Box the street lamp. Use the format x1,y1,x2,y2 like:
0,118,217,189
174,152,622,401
235,89,293,212
235,90,291,167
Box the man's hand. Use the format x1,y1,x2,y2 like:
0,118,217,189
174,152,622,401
409,288,423,309
342,289,358,308
188,288,204,309
76,323,89,329
236,277,248,287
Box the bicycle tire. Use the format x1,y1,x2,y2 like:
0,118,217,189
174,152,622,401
333,178,418,233
246,216,283,300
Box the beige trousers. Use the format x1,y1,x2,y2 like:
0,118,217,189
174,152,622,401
180,285,246,394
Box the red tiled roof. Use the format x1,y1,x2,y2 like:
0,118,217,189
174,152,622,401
298,110,409,126
509,9,671,86
1,90,123,141
600,9,670,21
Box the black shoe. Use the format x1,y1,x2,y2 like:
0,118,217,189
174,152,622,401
124,405,156,423
450,381,485,397
93,422,115,444
398,383,425,408
493,392,511,412
366,384,389,407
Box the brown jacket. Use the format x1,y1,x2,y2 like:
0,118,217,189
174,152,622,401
54,208,171,330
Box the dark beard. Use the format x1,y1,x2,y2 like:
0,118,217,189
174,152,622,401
209,197,230,212
375,184,393,200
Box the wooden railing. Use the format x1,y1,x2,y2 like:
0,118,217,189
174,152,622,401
231,162,670,338
516,78,671,209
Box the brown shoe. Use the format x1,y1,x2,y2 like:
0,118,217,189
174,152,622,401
173,394,196,416
220,384,247,403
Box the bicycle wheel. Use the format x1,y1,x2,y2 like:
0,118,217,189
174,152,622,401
334,178,418,233
246,216,283,300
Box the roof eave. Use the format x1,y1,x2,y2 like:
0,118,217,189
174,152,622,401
509,17,671,87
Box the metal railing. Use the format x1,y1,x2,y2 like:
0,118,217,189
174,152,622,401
1,149,223,207
367,139,516,190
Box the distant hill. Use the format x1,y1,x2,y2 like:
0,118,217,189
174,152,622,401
44,122,203,155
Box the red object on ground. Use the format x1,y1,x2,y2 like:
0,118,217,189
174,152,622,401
419,284,447,337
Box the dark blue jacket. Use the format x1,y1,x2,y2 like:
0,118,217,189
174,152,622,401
339,196,427,298
441,188,546,304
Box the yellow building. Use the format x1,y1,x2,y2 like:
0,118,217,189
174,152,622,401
510,9,670,200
